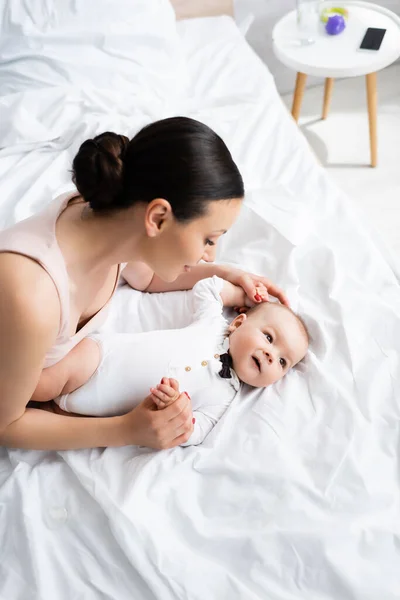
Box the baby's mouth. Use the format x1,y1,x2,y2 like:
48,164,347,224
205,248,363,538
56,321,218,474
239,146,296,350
252,356,261,372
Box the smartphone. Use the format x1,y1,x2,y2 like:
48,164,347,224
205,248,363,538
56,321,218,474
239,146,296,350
359,28,386,51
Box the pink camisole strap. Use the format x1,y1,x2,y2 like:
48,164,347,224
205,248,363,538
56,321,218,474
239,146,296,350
0,191,125,367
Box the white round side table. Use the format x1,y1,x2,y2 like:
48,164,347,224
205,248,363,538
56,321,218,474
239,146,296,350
272,1,400,167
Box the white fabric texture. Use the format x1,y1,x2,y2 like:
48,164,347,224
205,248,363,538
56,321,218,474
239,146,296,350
0,0,181,96
0,0,185,151
0,11,400,600
55,277,240,447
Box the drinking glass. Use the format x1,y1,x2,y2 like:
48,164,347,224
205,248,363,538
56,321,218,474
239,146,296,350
296,0,320,44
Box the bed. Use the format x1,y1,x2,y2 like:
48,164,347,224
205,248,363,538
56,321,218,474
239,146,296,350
1,1,400,599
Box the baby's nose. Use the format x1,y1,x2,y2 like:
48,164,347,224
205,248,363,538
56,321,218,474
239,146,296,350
265,351,274,364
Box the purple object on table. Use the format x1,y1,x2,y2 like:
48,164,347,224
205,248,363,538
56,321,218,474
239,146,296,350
325,14,346,35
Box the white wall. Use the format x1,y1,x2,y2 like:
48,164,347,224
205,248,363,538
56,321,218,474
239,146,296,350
235,0,400,94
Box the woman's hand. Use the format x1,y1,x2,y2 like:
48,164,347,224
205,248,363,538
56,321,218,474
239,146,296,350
231,282,270,314
218,265,289,307
120,390,193,449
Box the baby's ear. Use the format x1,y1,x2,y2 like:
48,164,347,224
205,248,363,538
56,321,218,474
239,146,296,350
228,313,247,333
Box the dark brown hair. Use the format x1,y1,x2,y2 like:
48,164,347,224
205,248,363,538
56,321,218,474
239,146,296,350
72,117,244,221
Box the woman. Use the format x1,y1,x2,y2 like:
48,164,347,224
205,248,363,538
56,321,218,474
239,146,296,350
0,117,287,451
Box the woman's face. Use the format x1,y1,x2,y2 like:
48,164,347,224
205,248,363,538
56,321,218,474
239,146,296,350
144,198,242,282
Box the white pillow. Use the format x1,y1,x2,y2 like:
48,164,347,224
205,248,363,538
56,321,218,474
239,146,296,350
0,0,183,97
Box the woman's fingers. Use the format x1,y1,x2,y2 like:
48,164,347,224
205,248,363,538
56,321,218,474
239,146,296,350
242,274,290,307
172,415,194,444
239,275,268,304
152,393,193,446
130,391,193,449
237,274,259,302
259,277,290,306
223,265,289,307
255,283,269,302
252,283,269,303
164,392,192,423
169,404,194,441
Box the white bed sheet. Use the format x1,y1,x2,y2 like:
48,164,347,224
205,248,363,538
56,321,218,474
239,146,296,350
1,14,400,600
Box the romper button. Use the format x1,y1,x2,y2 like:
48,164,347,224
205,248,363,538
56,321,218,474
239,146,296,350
185,366,191,372
214,354,220,359
201,361,208,367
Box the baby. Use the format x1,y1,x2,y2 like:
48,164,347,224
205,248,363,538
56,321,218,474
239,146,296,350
33,277,309,446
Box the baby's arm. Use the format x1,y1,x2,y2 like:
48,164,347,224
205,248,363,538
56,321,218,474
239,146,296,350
181,404,229,446
219,280,268,309
31,338,101,402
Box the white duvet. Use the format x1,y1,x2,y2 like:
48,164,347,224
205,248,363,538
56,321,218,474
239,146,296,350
1,7,400,600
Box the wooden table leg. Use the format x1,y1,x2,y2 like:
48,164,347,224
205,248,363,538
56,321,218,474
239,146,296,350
366,72,377,168
322,77,334,120
291,72,307,122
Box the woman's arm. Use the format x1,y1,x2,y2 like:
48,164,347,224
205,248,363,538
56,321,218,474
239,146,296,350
1,393,193,450
0,260,60,434
0,272,117,449
122,261,289,306
1,332,193,450
1,405,125,450
121,261,220,292
121,261,154,291
147,263,289,306
145,263,221,292
0,262,193,450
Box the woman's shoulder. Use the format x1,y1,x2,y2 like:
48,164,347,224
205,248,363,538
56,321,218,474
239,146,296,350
0,252,60,335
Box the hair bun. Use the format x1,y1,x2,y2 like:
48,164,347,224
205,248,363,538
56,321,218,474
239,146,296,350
72,132,129,211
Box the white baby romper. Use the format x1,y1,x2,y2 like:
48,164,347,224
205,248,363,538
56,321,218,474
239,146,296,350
55,277,241,445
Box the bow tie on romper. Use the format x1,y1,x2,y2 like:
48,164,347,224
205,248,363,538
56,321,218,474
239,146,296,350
218,352,233,379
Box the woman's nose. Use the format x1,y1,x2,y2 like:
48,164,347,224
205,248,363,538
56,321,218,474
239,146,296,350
203,246,216,262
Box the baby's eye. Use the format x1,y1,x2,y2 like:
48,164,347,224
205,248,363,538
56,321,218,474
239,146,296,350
205,239,215,246
265,333,273,343
280,358,287,368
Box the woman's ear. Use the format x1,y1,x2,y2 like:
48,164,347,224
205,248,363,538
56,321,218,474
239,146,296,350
227,313,247,333
145,198,172,237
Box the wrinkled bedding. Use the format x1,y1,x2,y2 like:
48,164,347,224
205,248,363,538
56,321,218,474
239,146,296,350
0,8,399,600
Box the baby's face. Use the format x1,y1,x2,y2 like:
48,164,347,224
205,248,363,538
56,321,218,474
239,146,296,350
228,303,308,387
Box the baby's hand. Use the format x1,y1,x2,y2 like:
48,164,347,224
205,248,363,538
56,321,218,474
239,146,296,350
234,283,269,313
252,283,269,304
150,377,183,410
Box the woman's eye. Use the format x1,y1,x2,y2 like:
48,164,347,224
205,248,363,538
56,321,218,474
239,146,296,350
280,358,287,368
265,333,273,343
205,239,215,246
